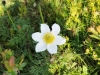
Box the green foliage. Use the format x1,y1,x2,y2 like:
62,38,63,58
0,0,100,75
48,44,88,75
1,49,26,75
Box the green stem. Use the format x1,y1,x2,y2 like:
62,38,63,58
38,3,44,23
6,11,16,29
3,6,16,30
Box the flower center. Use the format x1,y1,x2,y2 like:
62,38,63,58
43,32,55,44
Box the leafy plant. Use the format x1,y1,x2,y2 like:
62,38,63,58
1,49,26,75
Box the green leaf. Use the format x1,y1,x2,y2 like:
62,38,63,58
82,65,88,75
19,62,27,70
4,61,12,72
11,70,17,75
89,34,100,40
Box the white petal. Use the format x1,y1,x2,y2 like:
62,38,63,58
35,42,47,52
52,23,60,35
32,32,43,42
41,24,50,34
55,36,66,45
47,44,57,54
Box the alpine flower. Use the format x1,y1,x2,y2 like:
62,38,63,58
32,23,66,54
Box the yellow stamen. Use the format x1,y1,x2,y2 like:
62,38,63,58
43,32,55,44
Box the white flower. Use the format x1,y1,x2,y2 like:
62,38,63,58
32,23,66,54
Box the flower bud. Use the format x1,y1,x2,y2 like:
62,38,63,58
2,0,6,6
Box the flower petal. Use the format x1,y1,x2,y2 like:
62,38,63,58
52,23,60,35
32,32,43,42
41,24,50,34
47,44,57,54
55,36,66,45
35,42,47,52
